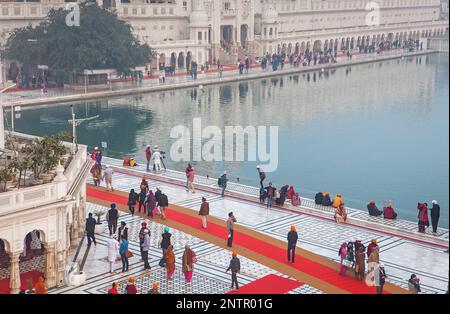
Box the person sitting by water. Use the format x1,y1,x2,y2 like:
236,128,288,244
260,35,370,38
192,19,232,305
129,158,138,167
315,191,324,205
123,156,131,167
259,188,267,204
334,203,348,223
275,189,286,206
367,200,383,217
333,194,344,209
287,186,295,200
322,192,332,206
291,192,301,206
383,201,398,219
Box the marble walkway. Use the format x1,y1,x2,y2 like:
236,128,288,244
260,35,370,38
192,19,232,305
66,157,449,294
50,203,320,295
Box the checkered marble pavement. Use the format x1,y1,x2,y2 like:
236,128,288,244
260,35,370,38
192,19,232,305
97,268,231,295
288,285,325,295
91,168,449,294
50,203,316,294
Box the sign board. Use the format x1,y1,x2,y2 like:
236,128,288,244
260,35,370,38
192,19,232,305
14,106,21,112
38,65,49,70
101,141,107,149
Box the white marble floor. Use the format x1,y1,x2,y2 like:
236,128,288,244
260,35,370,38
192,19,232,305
50,204,309,295
85,171,449,294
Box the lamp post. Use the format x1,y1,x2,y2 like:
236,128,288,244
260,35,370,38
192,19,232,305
70,104,77,155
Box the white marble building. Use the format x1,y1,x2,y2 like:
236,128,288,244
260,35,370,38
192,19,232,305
0,132,92,293
0,0,448,72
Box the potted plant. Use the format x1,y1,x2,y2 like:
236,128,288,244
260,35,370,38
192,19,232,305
93,209,106,234
67,262,86,287
9,157,31,189
21,132,68,185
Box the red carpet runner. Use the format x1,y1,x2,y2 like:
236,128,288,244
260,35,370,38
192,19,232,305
0,271,42,294
227,274,303,295
87,188,383,294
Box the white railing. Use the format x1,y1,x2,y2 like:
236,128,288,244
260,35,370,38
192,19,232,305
0,182,60,216
63,144,87,184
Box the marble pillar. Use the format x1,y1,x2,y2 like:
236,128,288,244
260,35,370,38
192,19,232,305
9,252,21,294
56,249,67,287
44,243,56,288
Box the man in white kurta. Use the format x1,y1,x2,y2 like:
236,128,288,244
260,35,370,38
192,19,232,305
151,146,162,172
107,235,120,274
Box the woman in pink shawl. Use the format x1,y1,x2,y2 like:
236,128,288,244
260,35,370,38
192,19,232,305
182,245,197,283
338,242,348,276
146,190,157,218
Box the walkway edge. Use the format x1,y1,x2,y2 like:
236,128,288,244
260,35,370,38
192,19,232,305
7,50,438,108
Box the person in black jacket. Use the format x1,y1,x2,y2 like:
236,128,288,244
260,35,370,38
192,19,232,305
107,204,118,236
128,189,139,216
118,221,128,241
226,252,241,290
430,200,440,234
160,226,172,257
322,192,332,206
287,226,299,263
376,264,387,294
315,192,324,205
85,213,97,246
257,166,266,189
155,187,162,213
367,200,383,217
158,192,169,220
138,178,149,213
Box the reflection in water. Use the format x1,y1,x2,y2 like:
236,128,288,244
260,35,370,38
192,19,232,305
14,54,449,226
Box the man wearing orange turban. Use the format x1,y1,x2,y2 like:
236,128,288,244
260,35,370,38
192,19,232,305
287,226,299,263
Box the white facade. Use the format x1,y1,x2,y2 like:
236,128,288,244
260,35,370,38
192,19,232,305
0,133,91,293
0,0,448,67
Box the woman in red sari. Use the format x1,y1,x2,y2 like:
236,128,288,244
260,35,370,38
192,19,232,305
165,245,176,280
182,245,197,283
287,186,295,200
417,203,430,233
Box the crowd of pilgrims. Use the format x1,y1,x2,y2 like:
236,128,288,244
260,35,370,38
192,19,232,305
335,238,422,294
